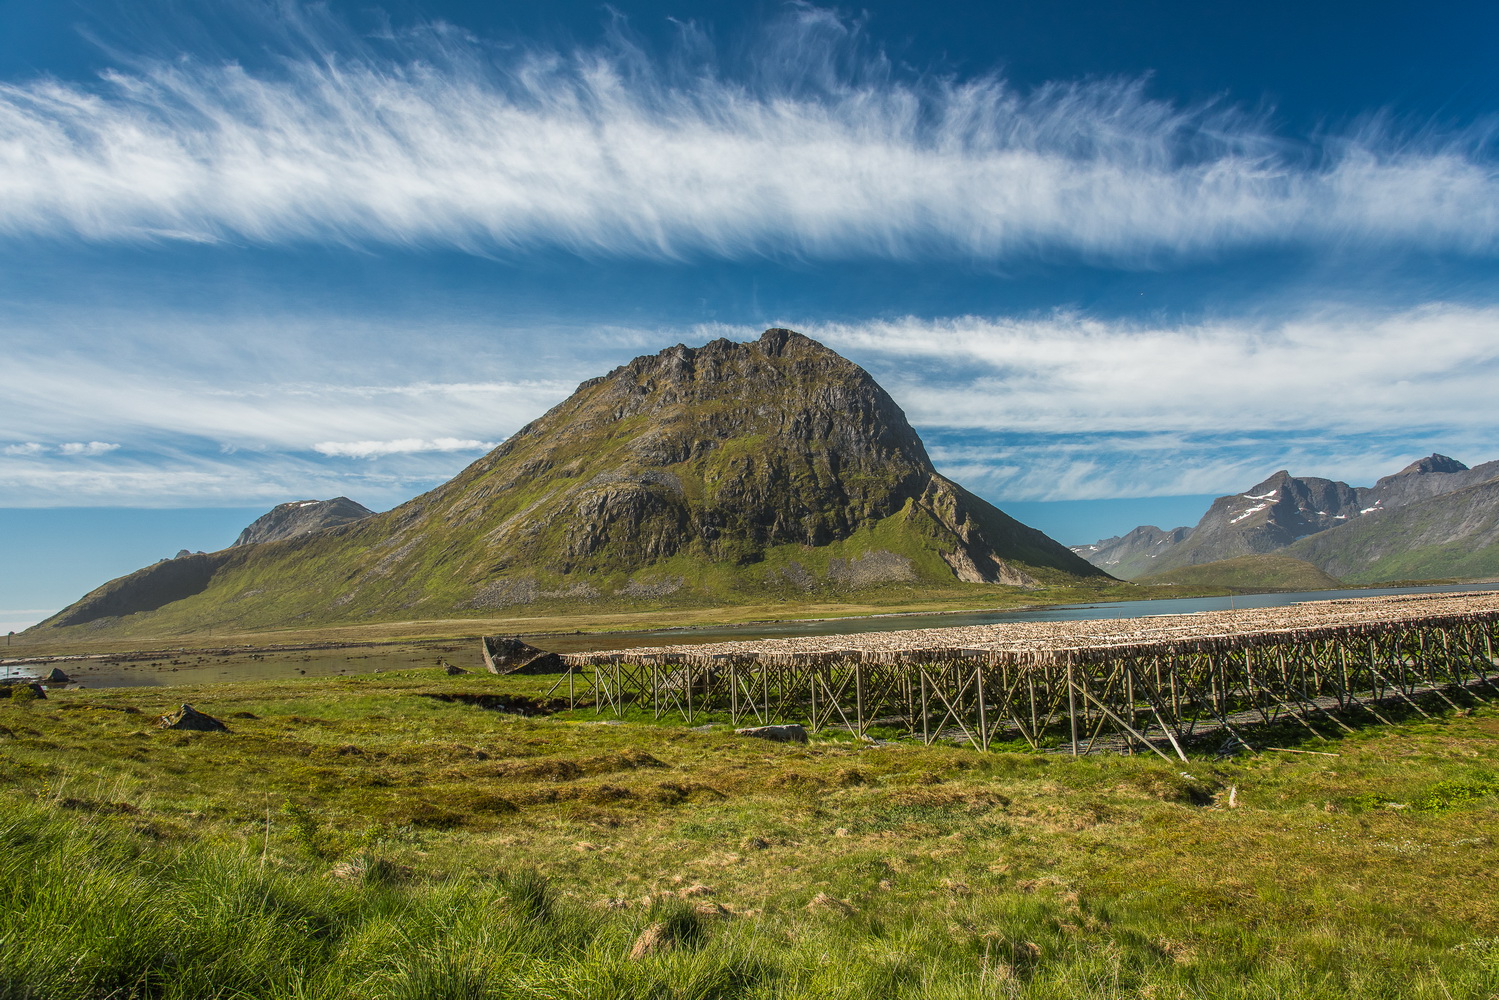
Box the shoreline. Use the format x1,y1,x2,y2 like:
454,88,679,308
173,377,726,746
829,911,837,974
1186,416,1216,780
6,580,1498,688
6,578,1496,669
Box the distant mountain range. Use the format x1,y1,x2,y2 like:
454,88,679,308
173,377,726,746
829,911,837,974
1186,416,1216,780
30,330,1105,638
1073,454,1499,586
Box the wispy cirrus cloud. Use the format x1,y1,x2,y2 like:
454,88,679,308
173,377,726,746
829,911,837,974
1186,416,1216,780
800,305,1499,437
0,449,449,508
3,441,120,456
0,6,1494,262
776,305,1499,499
313,438,497,459
2,302,1496,507
0,360,573,454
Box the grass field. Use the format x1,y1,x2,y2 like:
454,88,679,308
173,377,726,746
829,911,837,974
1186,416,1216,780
3,667,1498,998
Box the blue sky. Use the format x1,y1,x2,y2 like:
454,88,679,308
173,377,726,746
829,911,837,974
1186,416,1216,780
2,0,1497,630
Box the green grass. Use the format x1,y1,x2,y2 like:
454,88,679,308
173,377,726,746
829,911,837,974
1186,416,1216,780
3,671,1498,997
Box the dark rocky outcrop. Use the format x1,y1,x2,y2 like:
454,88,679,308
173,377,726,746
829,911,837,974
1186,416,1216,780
0,680,45,700
155,704,229,732
1151,470,1365,570
734,723,809,743
482,636,565,675
41,668,70,683
1362,455,1499,511
233,497,374,547
1286,478,1499,582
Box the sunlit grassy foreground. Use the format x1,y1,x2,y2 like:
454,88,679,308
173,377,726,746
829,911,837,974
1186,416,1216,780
3,669,1498,999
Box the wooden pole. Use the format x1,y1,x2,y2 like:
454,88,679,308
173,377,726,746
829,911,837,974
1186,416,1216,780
1067,662,1079,757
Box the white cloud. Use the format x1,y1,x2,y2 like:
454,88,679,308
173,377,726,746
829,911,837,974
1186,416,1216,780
0,357,572,454
0,8,1493,261
921,437,1481,503
1,299,1496,507
800,305,1499,438
0,449,453,508
3,441,121,456
57,441,121,456
313,438,497,459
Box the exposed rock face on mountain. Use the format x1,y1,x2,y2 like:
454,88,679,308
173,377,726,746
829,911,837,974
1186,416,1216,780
1361,455,1499,511
33,330,1107,636
1286,478,1499,583
233,497,374,546
1146,470,1365,572
1069,525,1191,579
1077,454,1499,584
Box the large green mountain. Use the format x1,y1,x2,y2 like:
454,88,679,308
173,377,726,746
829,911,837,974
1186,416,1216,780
32,329,1107,638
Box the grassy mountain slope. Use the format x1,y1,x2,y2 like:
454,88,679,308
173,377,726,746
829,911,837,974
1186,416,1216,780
1137,554,1342,591
1285,477,1499,583
32,330,1107,639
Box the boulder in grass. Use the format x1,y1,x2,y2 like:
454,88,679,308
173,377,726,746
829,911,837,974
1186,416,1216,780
0,680,45,700
734,723,808,743
155,704,229,732
481,636,564,675
443,662,468,675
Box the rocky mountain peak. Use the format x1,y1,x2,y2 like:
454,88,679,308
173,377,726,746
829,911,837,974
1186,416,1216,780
1073,451,1499,581
444,329,990,575
1248,470,1293,493
232,497,375,548
1379,453,1468,485
757,326,819,356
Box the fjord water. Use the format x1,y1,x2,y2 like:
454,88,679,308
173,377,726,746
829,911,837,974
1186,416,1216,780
14,582,1497,688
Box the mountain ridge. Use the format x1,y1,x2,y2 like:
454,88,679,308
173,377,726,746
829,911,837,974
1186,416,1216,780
1075,453,1499,585
1285,477,1499,582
